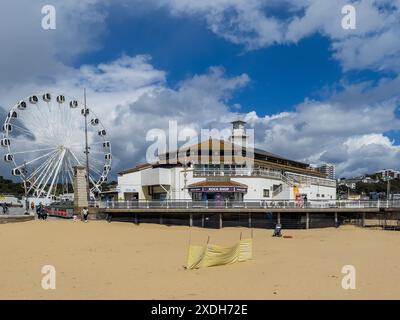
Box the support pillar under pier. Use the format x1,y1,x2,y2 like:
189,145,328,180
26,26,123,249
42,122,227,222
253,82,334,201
362,212,366,227
334,212,338,227
248,213,252,228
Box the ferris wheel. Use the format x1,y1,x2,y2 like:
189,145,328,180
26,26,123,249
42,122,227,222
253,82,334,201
1,92,112,200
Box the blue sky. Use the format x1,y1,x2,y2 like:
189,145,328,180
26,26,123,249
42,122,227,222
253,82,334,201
1,0,400,179
77,8,343,115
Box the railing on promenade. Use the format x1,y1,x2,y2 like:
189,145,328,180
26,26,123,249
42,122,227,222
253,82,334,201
192,169,336,188
193,168,282,179
89,199,400,210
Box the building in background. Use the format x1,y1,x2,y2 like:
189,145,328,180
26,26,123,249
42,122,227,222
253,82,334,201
117,121,337,202
317,164,335,180
375,169,400,180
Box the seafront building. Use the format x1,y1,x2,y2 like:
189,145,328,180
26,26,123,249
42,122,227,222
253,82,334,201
317,164,335,179
376,169,400,179
117,121,337,202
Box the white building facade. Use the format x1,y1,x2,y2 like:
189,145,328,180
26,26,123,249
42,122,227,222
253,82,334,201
117,121,337,202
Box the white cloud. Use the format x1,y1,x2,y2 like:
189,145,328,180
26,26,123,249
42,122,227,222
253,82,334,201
242,76,400,177
0,54,249,179
1,50,400,179
156,0,400,72
1,0,400,181
0,0,109,85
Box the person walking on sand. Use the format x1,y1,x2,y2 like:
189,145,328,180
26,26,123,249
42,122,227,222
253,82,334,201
1,203,7,214
30,201,35,213
81,207,89,222
36,202,42,220
41,206,47,220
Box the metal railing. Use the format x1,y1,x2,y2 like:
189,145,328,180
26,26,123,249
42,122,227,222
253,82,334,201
193,168,282,179
286,172,336,188
192,168,336,188
89,199,400,210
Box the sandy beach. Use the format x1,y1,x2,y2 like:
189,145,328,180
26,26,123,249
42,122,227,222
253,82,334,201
0,219,399,300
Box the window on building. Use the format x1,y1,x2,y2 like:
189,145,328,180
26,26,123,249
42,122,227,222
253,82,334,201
263,189,270,197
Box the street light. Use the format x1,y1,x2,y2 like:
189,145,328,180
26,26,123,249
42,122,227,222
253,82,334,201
83,88,90,204
383,175,393,198
382,175,393,207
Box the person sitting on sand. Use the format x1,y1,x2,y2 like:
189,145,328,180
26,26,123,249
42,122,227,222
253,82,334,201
273,223,282,237
81,207,89,222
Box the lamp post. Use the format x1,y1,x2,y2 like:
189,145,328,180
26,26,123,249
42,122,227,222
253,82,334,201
383,175,393,207
83,88,90,204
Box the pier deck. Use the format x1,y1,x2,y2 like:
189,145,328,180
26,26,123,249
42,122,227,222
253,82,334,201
98,207,381,214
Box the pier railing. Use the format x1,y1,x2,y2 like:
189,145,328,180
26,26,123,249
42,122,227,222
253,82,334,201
192,168,336,188
89,199,400,210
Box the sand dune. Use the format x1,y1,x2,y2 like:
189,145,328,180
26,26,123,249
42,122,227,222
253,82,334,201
0,220,399,299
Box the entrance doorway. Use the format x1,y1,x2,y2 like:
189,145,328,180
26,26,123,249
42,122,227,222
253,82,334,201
124,192,138,201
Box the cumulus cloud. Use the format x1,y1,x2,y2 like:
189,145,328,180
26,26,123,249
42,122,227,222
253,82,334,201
0,54,250,179
1,51,399,179
1,0,400,181
0,0,109,85
156,0,400,72
243,76,400,177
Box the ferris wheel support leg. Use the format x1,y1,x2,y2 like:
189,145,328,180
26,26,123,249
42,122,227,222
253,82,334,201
89,175,101,193
47,149,66,199
35,151,60,197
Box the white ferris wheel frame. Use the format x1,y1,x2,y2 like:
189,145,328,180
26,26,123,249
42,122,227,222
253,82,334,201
1,92,112,200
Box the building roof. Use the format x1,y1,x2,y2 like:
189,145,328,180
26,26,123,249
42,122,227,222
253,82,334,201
252,146,308,167
188,180,247,188
231,120,246,124
118,163,153,175
119,138,327,178
159,138,308,165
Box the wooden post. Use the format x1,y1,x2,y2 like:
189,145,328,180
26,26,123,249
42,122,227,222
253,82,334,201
201,214,205,228
189,213,193,227
219,213,223,229
306,212,310,229
248,212,252,228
